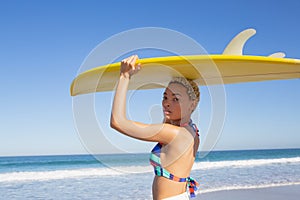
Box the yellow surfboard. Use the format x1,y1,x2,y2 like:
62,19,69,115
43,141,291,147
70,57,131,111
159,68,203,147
70,29,300,96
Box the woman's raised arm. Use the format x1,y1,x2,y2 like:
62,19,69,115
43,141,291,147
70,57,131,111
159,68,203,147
110,55,181,144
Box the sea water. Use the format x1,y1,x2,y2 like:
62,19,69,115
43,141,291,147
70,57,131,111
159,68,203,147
1,149,300,199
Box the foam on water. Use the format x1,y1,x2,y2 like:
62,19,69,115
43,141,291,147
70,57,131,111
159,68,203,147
1,156,300,183
0,168,121,182
193,156,300,170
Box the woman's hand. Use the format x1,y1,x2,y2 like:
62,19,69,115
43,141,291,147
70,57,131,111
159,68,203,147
120,55,141,78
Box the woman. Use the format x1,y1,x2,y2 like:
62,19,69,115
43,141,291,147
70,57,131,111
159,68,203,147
110,55,200,200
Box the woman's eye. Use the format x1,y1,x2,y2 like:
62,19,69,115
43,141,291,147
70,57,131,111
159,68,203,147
163,96,167,100
173,98,179,102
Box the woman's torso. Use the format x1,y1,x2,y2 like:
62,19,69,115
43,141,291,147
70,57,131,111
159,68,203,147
152,126,199,199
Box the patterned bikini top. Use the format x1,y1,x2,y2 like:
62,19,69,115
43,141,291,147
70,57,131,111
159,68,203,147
149,120,200,198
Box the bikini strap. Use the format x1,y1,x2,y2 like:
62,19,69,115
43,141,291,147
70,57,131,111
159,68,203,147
181,120,199,137
151,164,200,198
187,177,199,198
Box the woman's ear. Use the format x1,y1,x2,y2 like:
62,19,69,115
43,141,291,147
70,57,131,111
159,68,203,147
190,100,197,113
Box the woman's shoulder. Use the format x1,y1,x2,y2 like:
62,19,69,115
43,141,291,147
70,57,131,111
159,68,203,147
163,126,195,148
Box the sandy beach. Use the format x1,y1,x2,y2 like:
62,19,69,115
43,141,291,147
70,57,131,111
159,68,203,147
197,184,300,200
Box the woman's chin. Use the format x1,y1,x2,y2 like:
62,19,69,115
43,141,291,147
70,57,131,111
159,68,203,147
163,115,172,121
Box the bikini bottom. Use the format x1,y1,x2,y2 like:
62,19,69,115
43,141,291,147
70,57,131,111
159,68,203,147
162,192,189,200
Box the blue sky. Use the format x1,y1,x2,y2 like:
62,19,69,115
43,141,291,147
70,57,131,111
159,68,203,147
0,0,299,156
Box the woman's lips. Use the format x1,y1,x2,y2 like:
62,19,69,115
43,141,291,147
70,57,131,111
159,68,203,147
163,110,171,115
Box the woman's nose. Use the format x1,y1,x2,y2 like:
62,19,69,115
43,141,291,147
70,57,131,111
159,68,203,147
163,100,170,107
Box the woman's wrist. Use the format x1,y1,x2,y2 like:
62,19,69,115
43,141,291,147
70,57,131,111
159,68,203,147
120,72,131,80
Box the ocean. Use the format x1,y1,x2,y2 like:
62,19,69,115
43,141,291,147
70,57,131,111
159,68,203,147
1,148,300,200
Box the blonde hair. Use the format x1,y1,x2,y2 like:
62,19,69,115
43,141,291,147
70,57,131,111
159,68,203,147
168,77,200,104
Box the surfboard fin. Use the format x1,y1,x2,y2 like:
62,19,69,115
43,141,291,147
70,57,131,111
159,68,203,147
223,28,256,55
268,52,286,58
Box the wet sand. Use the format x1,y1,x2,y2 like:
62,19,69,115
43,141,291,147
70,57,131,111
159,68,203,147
196,185,300,200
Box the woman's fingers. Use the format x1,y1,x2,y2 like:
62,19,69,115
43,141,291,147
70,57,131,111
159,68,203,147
131,63,141,75
122,55,138,67
120,55,141,77
131,55,138,70
127,55,138,70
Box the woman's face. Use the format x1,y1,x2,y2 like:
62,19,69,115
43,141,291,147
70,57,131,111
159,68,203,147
162,83,195,122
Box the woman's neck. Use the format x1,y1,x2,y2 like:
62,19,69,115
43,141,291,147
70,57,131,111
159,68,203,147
169,117,190,127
